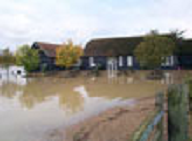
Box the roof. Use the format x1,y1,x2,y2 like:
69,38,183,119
84,34,175,57
32,42,60,57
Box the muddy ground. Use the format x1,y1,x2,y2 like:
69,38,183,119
64,97,155,141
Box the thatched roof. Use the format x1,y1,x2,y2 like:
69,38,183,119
84,37,143,57
32,42,60,57
84,34,175,57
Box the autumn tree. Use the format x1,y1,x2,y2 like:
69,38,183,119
16,45,40,72
56,40,83,68
134,32,175,70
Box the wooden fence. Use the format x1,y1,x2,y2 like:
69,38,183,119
131,83,190,141
131,93,164,141
187,80,192,140
167,84,189,141
188,79,192,111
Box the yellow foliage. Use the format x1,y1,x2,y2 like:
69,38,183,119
56,40,83,68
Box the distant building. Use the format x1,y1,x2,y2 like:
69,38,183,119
81,34,178,70
31,35,192,71
31,42,60,70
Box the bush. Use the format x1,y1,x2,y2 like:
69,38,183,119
16,45,40,72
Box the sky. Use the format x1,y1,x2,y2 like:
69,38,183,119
0,0,192,50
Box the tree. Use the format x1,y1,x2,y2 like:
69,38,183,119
0,48,15,69
170,29,185,39
0,48,15,79
56,40,83,68
134,33,175,69
16,45,40,72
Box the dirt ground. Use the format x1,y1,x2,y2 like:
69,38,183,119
64,97,155,141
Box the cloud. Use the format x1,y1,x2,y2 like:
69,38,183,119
0,0,191,50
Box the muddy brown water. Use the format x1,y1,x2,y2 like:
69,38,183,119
0,68,185,141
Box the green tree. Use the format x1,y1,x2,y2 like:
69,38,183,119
134,33,175,69
16,45,40,72
0,48,15,68
56,40,83,68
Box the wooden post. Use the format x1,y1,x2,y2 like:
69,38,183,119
187,79,192,111
187,79,192,139
168,84,189,141
155,92,164,141
131,93,165,141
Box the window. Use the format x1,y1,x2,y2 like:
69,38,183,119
119,56,123,67
161,56,170,66
162,56,174,66
166,57,170,66
127,56,133,67
162,57,166,66
89,57,95,67
170,56,174,66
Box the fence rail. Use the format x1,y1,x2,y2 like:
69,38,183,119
131,93,164,141
131,83,190,141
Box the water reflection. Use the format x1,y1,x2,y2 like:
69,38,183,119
0,66,26,86
161,72,174,85
58,85,84,115
0,70,183,112
8,78,85,112
0,68,186,141
73,85,136,114
0,71,175,111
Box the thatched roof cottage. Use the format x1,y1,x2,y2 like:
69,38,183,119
81,35,178,70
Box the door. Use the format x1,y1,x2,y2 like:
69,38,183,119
107,57,117,78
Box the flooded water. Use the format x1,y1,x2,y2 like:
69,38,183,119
0,67,184,141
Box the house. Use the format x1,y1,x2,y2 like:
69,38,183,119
31,42,82,70
178,39,192,69
31,36,192,71
31,42,60,70
81,35,178,70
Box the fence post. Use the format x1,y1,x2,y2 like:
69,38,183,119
167,84,189,141
130,93,165,141
187,79,192,111
186,79,192,139
155,92,164,141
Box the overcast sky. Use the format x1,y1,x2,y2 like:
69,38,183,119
0,0,192,50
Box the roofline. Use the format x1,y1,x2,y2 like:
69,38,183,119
89,33,173,42
33,41,61,46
